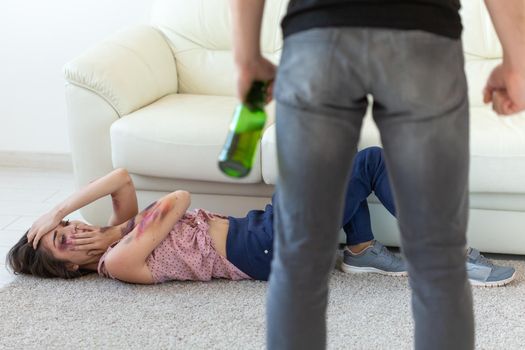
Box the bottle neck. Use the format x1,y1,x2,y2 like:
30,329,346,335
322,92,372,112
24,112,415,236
245,81,267,110
244,101,265,111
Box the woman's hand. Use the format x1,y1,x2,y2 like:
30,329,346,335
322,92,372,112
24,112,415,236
70,224,121,256
27,210,64,249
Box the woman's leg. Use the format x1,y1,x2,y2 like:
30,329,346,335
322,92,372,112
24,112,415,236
343,201,373,246
340,147,516,285
342,146,396,245
340,148,407,275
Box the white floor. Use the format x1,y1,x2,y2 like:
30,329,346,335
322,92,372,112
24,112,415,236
0,166,84,288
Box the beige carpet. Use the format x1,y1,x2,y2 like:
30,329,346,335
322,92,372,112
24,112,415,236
0,254,524,350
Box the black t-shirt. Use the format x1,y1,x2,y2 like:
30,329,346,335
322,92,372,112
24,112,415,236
282,0,462,39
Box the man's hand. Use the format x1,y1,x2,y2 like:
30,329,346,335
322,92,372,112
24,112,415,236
483,0,525,116
236,56,276,104
483,64,525,115
229,0,274,103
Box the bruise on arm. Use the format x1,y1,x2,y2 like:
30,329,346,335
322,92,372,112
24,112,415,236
121,217,136,238
137,200,172,238
121,199,173,243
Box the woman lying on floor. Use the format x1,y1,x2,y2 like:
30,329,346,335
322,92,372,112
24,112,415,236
7,147,515,287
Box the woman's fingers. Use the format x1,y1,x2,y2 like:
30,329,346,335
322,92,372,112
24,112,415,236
71,237,96,246
72,231,96,239
70,242,95,251
26,230,34,243
27,226,39,243
32,231,47,249
77,223,96,231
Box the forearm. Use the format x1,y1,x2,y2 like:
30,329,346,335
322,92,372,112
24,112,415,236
54,168,131,219
230,0,265,66
137,191,191,242
100,191,191,282
108,173,138,226
115,191,191,263
485,0,525,71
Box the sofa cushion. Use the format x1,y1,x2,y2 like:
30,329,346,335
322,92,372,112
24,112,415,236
149,0,285,96
460,0,502,59
262,106,525,194
261,109,381,185
470,107,525,193
110,93,265,183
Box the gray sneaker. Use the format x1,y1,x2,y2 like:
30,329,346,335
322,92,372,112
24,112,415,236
341,240,408,277
466,247,516,287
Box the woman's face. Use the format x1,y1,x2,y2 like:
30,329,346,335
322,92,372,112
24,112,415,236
38,220,94,267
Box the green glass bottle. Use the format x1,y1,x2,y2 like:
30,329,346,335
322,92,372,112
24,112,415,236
218,81,268,178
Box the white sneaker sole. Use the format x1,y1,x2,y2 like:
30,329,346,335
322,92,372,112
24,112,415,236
469,271,517,288
342,262,515,286
340,262,408,277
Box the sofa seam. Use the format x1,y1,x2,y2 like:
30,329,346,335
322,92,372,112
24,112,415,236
66,81,123,117
471,154,525,159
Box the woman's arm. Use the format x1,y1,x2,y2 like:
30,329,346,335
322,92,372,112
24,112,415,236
56,168,138,223
107,170,138,226
103,190,191,284
28,168,138,248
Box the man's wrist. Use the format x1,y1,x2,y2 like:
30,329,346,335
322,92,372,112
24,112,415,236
234,52,263,68
504,53,525,76
235,57,265,85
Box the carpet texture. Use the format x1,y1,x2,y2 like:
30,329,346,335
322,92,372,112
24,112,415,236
1,255,524,350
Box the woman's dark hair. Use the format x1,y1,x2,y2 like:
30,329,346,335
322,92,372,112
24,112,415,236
6,230,92,279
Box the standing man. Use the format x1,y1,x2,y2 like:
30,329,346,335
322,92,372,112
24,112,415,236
229,0,525,349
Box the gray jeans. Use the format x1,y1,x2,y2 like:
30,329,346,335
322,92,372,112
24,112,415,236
268,28,473,350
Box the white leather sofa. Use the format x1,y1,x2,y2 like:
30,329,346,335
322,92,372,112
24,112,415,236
63,0,525,254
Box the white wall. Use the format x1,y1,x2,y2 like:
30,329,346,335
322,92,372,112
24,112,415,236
0,0,154,154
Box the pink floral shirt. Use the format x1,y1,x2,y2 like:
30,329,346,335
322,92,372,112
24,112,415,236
98,209,251,283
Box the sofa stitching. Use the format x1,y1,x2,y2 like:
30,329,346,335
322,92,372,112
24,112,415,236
64,79,123,117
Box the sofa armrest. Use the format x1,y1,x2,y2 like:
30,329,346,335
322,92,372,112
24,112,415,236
63,25,177,116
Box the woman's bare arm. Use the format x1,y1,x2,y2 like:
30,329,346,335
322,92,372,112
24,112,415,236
107,170,138,226
28,168,138,248
55,168,137,222
103,190,191,284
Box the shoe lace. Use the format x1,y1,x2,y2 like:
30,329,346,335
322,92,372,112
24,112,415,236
475,253,494,268
379,244,400,264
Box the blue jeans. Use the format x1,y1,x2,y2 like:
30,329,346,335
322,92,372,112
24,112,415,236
268,28,472,350
341,146,395,246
